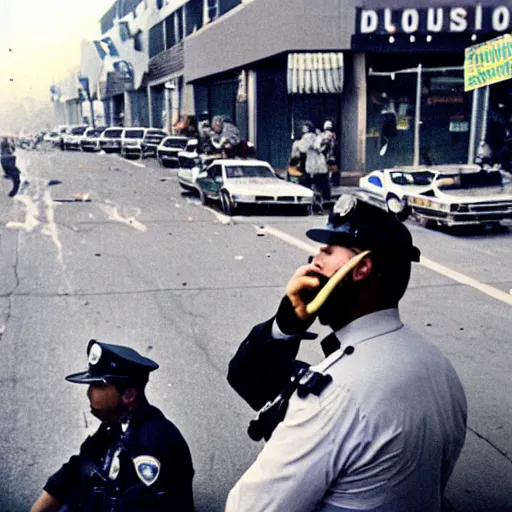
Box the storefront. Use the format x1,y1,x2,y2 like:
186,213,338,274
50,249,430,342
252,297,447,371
184,0,360,173
352,2,512,171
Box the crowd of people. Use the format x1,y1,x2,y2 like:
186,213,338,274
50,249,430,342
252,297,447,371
289,120,340,209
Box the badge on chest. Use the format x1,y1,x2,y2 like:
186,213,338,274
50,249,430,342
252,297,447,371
133,455,161,486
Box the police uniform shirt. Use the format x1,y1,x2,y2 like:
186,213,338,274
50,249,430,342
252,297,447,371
226,308,467,512
44,404,194,511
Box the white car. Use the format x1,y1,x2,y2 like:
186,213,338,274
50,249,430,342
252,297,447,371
357,165,512,228
157,136,196,168
62,125,89,150
195,159,314,215
358,167,435,212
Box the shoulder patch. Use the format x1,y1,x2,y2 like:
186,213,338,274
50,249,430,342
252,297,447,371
133,455,161,486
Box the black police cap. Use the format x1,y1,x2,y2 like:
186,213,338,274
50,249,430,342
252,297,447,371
65,340,159,384
306,195,421,262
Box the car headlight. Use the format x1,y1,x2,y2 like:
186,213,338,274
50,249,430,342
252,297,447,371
232,194,255,202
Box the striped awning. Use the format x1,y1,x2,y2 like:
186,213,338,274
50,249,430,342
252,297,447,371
287,52,344,94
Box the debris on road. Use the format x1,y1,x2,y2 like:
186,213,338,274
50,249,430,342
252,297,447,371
234,255,244,261
95,253,101,257
47,179,62,186
188,217,193,222
256,226,265,236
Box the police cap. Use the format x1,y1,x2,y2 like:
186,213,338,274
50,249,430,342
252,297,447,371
306,195,421,262
65,340,159,384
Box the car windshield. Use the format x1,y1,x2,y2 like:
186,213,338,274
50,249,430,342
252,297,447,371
435,170,504,190
225,165,275,179
390,171,435,186
104,129,123,137
163,138,188,148
125,129,144,138
71,127,87,135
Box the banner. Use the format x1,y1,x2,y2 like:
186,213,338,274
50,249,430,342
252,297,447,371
464,34,512,91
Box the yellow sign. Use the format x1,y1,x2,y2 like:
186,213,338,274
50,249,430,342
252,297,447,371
464,34,512,91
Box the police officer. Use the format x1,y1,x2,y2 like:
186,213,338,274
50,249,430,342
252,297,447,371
226,195,467,512
31,340,195,512
1,137,21,197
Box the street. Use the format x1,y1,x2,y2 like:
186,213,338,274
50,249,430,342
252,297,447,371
0,148,511,512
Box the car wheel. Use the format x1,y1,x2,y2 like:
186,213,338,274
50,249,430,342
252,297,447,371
220,190,236,216
301,204,312,216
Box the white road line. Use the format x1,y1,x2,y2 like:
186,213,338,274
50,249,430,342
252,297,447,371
261,225,512,307
116,156,145,168
420,257,512,305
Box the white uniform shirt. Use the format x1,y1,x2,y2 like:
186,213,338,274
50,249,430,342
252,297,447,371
226,309,467,512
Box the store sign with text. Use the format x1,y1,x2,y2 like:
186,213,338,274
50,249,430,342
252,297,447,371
464,34,512,91
356,6,512,35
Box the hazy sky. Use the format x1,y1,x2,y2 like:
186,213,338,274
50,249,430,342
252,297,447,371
1,0,112,103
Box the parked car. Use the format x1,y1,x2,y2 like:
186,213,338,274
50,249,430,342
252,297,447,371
43,131,61,146
99,127,125,153
157,136,195,168
177,153,212,191
62,125,89,150
406,167,512,228
119,127,147,159
195,158,314,215
356,165,512,228
80,126,107,152
141,129,168,158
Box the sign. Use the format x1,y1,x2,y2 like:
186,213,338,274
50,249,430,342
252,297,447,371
464,34,512,91
356,6,512,36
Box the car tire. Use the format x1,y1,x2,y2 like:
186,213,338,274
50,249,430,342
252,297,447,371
220,190,236,216
301,204,312,216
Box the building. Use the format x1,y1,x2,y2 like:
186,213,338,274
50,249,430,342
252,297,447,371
75,0,512,173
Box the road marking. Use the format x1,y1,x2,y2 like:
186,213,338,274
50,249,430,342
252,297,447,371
261,225,512,307
420,257,512,305
99,204,148,232
6,195,40,232
115,155,145,168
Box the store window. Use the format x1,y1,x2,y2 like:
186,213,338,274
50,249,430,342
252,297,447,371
366,67,471,171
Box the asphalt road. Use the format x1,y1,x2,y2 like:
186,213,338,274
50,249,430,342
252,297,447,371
0,148,510,511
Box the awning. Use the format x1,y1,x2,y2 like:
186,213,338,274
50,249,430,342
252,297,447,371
287,52,344,94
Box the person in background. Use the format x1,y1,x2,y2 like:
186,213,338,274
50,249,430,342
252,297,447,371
210,115,241,158
31,340,195,512
1,136,21,197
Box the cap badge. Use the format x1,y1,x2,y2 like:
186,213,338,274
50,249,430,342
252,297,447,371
333,195,357,217
134,455,161,486
88,343,102,365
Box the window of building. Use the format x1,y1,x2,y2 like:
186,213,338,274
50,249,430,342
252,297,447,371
204,0,219,23
186,0,203,35
165,8,185,48
149,21,165,58
219,0,241,16
165,14,175,48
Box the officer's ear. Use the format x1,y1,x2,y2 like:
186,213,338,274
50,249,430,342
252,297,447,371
121,386,138,407
352,255,373,282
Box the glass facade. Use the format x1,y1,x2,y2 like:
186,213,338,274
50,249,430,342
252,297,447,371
366,63,472,171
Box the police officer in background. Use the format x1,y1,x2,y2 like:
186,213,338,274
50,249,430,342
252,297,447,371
31,340,194,512
226,195,467,512
1,136,21,197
